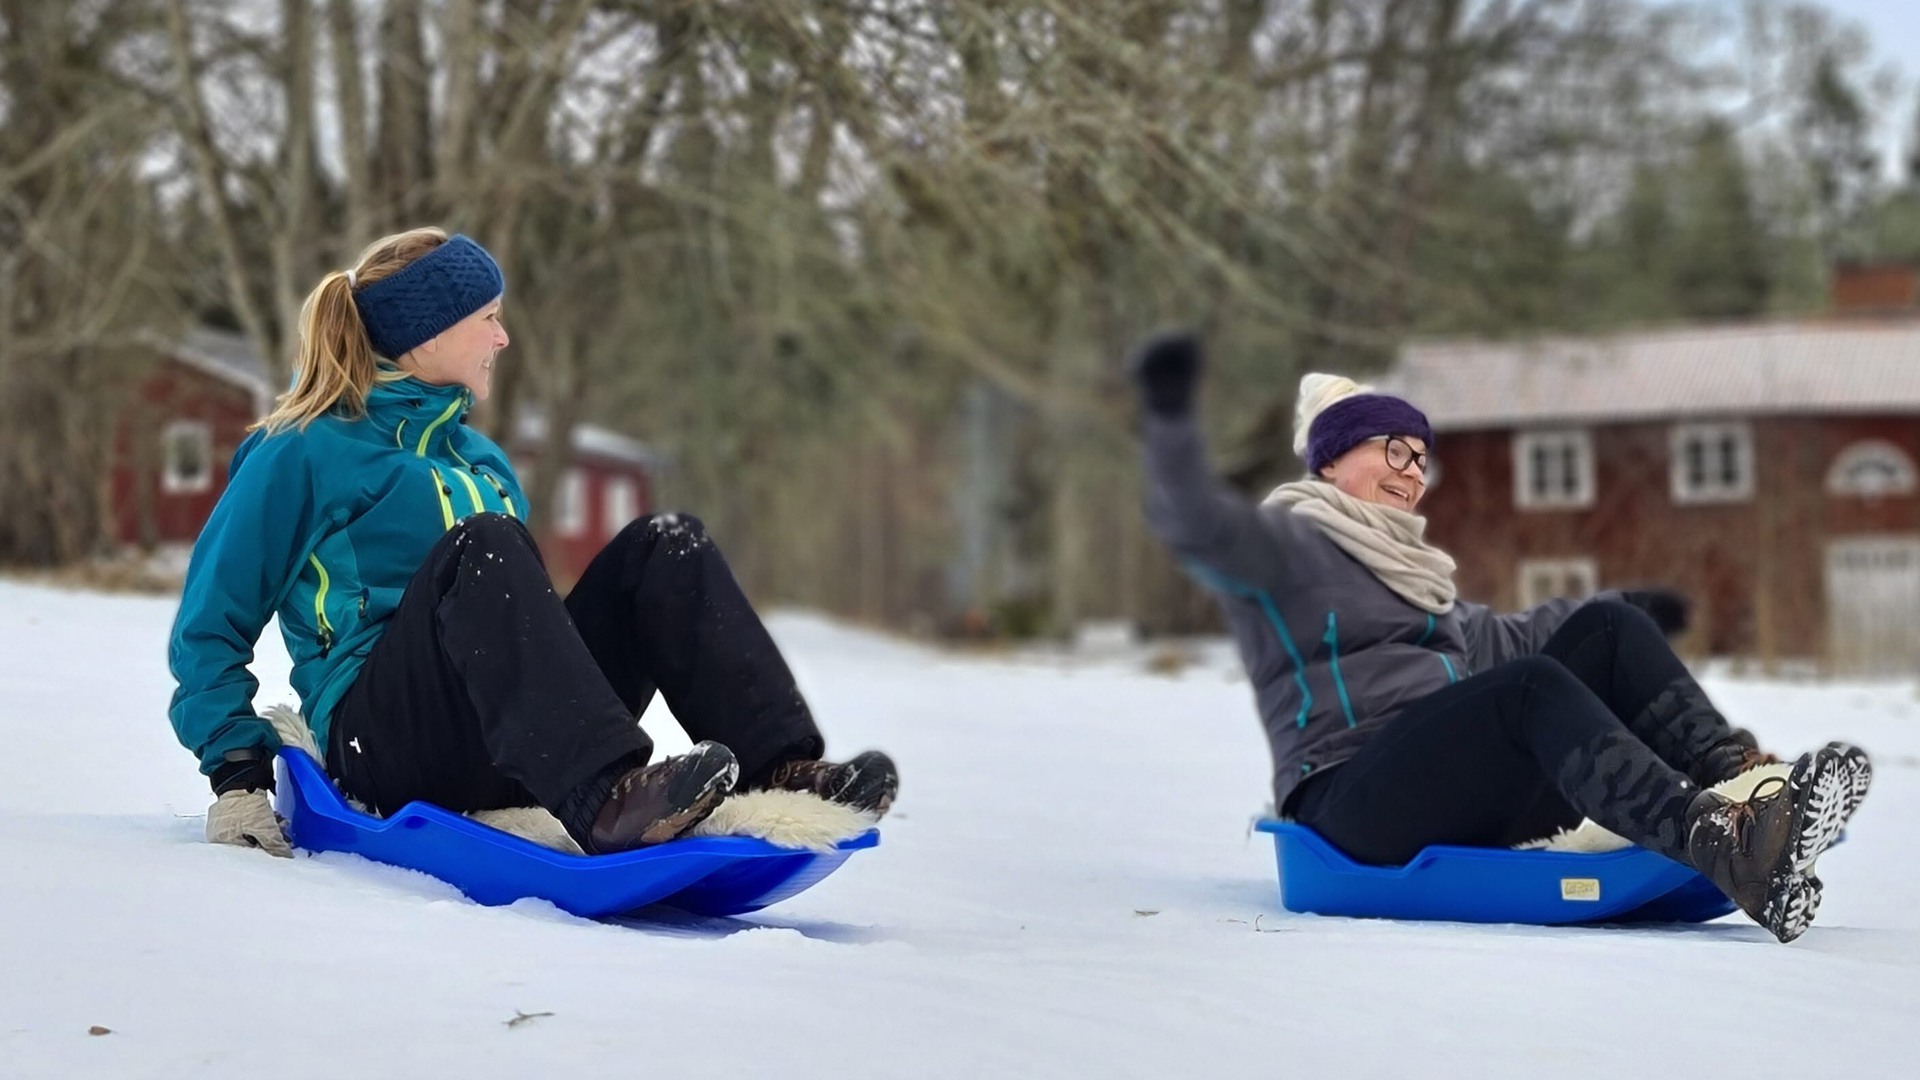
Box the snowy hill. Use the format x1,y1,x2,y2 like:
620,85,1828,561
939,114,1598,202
0,579,1914,1079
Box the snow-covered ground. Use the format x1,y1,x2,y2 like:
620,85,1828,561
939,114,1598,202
1,579,1914,1079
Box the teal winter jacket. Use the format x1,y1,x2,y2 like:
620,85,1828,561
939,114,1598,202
167,378,528,778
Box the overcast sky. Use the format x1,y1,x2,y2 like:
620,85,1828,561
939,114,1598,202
1697,0,1920,170
1817,0,1920,70
1758,0,1920,172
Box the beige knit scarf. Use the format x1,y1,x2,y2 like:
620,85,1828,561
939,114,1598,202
1263,480,1458,614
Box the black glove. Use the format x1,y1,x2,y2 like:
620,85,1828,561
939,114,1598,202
1620,588,1690,638
209,746,276,796
1128,330,1204,417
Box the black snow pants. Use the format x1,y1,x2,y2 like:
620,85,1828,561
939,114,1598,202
1288,600,1742,865
325,512,824,822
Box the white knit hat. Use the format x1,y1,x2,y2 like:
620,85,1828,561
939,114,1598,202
1292,372,1374,457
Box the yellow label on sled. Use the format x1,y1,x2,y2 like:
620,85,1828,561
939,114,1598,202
1560,878,1602,902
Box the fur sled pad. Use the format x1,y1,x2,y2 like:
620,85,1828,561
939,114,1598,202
263,706,876,855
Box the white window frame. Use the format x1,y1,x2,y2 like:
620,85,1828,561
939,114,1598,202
604,475,639,535
1517,557,1599,608
1670,422,1755,505
160,420,214,495
557,469,588,537
1512,429,1595,510
1826,439,1917,499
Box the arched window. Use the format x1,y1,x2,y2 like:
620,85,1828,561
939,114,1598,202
1827,440,1918,499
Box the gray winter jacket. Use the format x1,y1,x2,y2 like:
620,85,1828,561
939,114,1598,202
1142,414,1592,811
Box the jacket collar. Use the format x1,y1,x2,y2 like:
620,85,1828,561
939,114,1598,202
364,377,473,450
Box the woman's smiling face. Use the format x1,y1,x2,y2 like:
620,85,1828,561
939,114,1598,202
399,297,509,400
1318,435,1429,510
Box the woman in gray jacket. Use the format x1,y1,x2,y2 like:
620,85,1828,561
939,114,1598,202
1132,332,1870,943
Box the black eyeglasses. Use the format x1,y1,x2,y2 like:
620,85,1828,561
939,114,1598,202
1374,435,1429,475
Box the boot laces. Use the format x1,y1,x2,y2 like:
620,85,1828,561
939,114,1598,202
1725,775,1788,856
769,757,828,791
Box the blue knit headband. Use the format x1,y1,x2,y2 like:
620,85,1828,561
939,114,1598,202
1306,394,1434,475
352,235,505,359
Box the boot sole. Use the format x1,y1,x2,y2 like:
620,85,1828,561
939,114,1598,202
1776,744,1870,942
1765,875,1822,943
1760,750,1850,942
637,746,740,846
1823,741,1873,826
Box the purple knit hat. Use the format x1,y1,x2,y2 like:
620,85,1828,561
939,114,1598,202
1306,394,1434,475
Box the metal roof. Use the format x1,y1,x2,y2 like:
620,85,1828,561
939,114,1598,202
514,412,657,469
1377,318,1920,431
173,326,272,404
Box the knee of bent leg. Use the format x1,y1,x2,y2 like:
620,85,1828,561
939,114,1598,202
1554,597,1623,637
621,511,710,554
1511,654,1582,698
1575,596,1657,634
454,511,534,552
1596,596,1661,636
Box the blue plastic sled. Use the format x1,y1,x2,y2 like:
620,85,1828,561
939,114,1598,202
1256,820,1736,926
273,748,877,918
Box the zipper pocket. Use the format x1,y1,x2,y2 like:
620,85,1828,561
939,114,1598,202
429,468,457,530
462,457,518,518
307,553,336,656
485,473,517,518
451,467,487,517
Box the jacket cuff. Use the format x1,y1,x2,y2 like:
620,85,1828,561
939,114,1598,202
210,748,276,795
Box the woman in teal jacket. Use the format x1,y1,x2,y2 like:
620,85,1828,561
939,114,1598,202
169,227,897,858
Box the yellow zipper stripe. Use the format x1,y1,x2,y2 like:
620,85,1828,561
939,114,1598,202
449,436,517,518
429,468,456,530
452,468,486,517
307,554,335,640
414,397,465,456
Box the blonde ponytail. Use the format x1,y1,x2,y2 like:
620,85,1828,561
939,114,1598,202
253,227,453,434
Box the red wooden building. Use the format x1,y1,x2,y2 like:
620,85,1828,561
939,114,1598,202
1381,283,1920,674
115,328,657,584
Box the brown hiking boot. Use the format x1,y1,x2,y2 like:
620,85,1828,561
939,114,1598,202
585,741,739,854
764,750,899,817
1684,748,1850,942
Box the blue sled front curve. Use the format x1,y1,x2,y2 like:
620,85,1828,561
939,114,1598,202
273,748,877,918
1255,820,1736,926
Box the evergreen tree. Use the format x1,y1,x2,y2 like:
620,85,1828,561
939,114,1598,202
1795,50,1880,253
1670,122,1773,320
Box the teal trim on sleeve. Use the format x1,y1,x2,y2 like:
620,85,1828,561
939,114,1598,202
1323,611,1358,728
1183,560,1316,728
